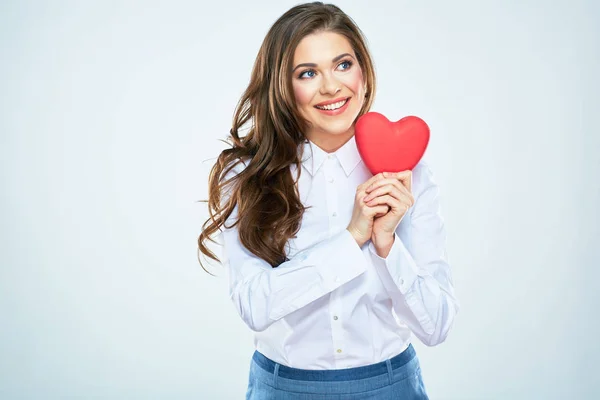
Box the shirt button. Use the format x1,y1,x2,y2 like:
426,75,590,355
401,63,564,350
334,277,340,283
333,316,338,320
328,154,335,159
327,177,334,183
332,212,337,217
336,349,342,353
399,278,405,285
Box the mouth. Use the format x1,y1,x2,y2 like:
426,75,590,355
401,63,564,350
314,97,350,111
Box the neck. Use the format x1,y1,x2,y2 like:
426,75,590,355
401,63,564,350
305,126,355,153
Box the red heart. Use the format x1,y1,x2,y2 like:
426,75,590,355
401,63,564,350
355,112,430,174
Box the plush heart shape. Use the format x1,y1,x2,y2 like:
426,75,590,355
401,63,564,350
355,112,430,174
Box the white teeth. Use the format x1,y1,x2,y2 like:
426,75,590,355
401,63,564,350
316,99,348,110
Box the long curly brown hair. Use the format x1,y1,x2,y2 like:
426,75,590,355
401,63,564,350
197,2,376,273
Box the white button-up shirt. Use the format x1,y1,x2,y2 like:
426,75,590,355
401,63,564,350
219,134,460,370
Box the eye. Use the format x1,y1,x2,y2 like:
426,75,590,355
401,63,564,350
338,60,353,70
299,69,316,79
297,60,353,79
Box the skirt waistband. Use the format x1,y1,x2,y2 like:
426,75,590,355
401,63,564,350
251,343,416,381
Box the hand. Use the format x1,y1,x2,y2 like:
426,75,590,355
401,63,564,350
363,171,414,247
346,173,395,247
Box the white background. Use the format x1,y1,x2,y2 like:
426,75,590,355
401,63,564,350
1,0,598,398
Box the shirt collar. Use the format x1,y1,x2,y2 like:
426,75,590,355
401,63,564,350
300,134,363,177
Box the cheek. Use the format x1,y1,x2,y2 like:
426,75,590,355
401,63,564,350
292,83,315,108
343,67,365,96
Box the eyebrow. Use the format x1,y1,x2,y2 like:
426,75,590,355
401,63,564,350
292,53,354,73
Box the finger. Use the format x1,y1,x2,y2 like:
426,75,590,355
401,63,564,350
366,186,408,205
366,178,406,194
365,179,410,201
366,171,410,193
374,207,390,218
364,203,390,218
358,172,386,191
366,193,412,212
395,170,412,193
365,194,399,209
372,205,390,218
358,173,388,201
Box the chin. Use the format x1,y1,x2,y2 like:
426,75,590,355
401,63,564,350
321,118,355,133
327,124,354,136
302,106,361,137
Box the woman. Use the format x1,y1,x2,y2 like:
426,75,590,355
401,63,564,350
198,2,459,398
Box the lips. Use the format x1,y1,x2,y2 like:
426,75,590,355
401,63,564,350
314,97,349,107
314,97,350,111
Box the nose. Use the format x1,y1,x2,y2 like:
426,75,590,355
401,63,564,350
319,73,341,96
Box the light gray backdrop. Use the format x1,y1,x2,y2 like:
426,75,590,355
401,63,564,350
1,0,598,399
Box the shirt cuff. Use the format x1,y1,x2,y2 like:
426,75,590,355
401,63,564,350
306,229,368,291
368,232,419,294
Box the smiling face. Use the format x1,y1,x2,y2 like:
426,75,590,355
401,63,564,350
291,30,366,151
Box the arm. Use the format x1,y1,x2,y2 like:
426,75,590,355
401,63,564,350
218,162,368,332
368,161,460,346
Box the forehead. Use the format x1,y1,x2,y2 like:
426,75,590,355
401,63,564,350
293,31,355,63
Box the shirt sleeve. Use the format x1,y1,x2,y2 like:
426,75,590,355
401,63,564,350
218,162,368,333
367,160,460,346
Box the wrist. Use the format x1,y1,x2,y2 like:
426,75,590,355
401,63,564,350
372,233,395,258
372,232,394,247
346,227,367,248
